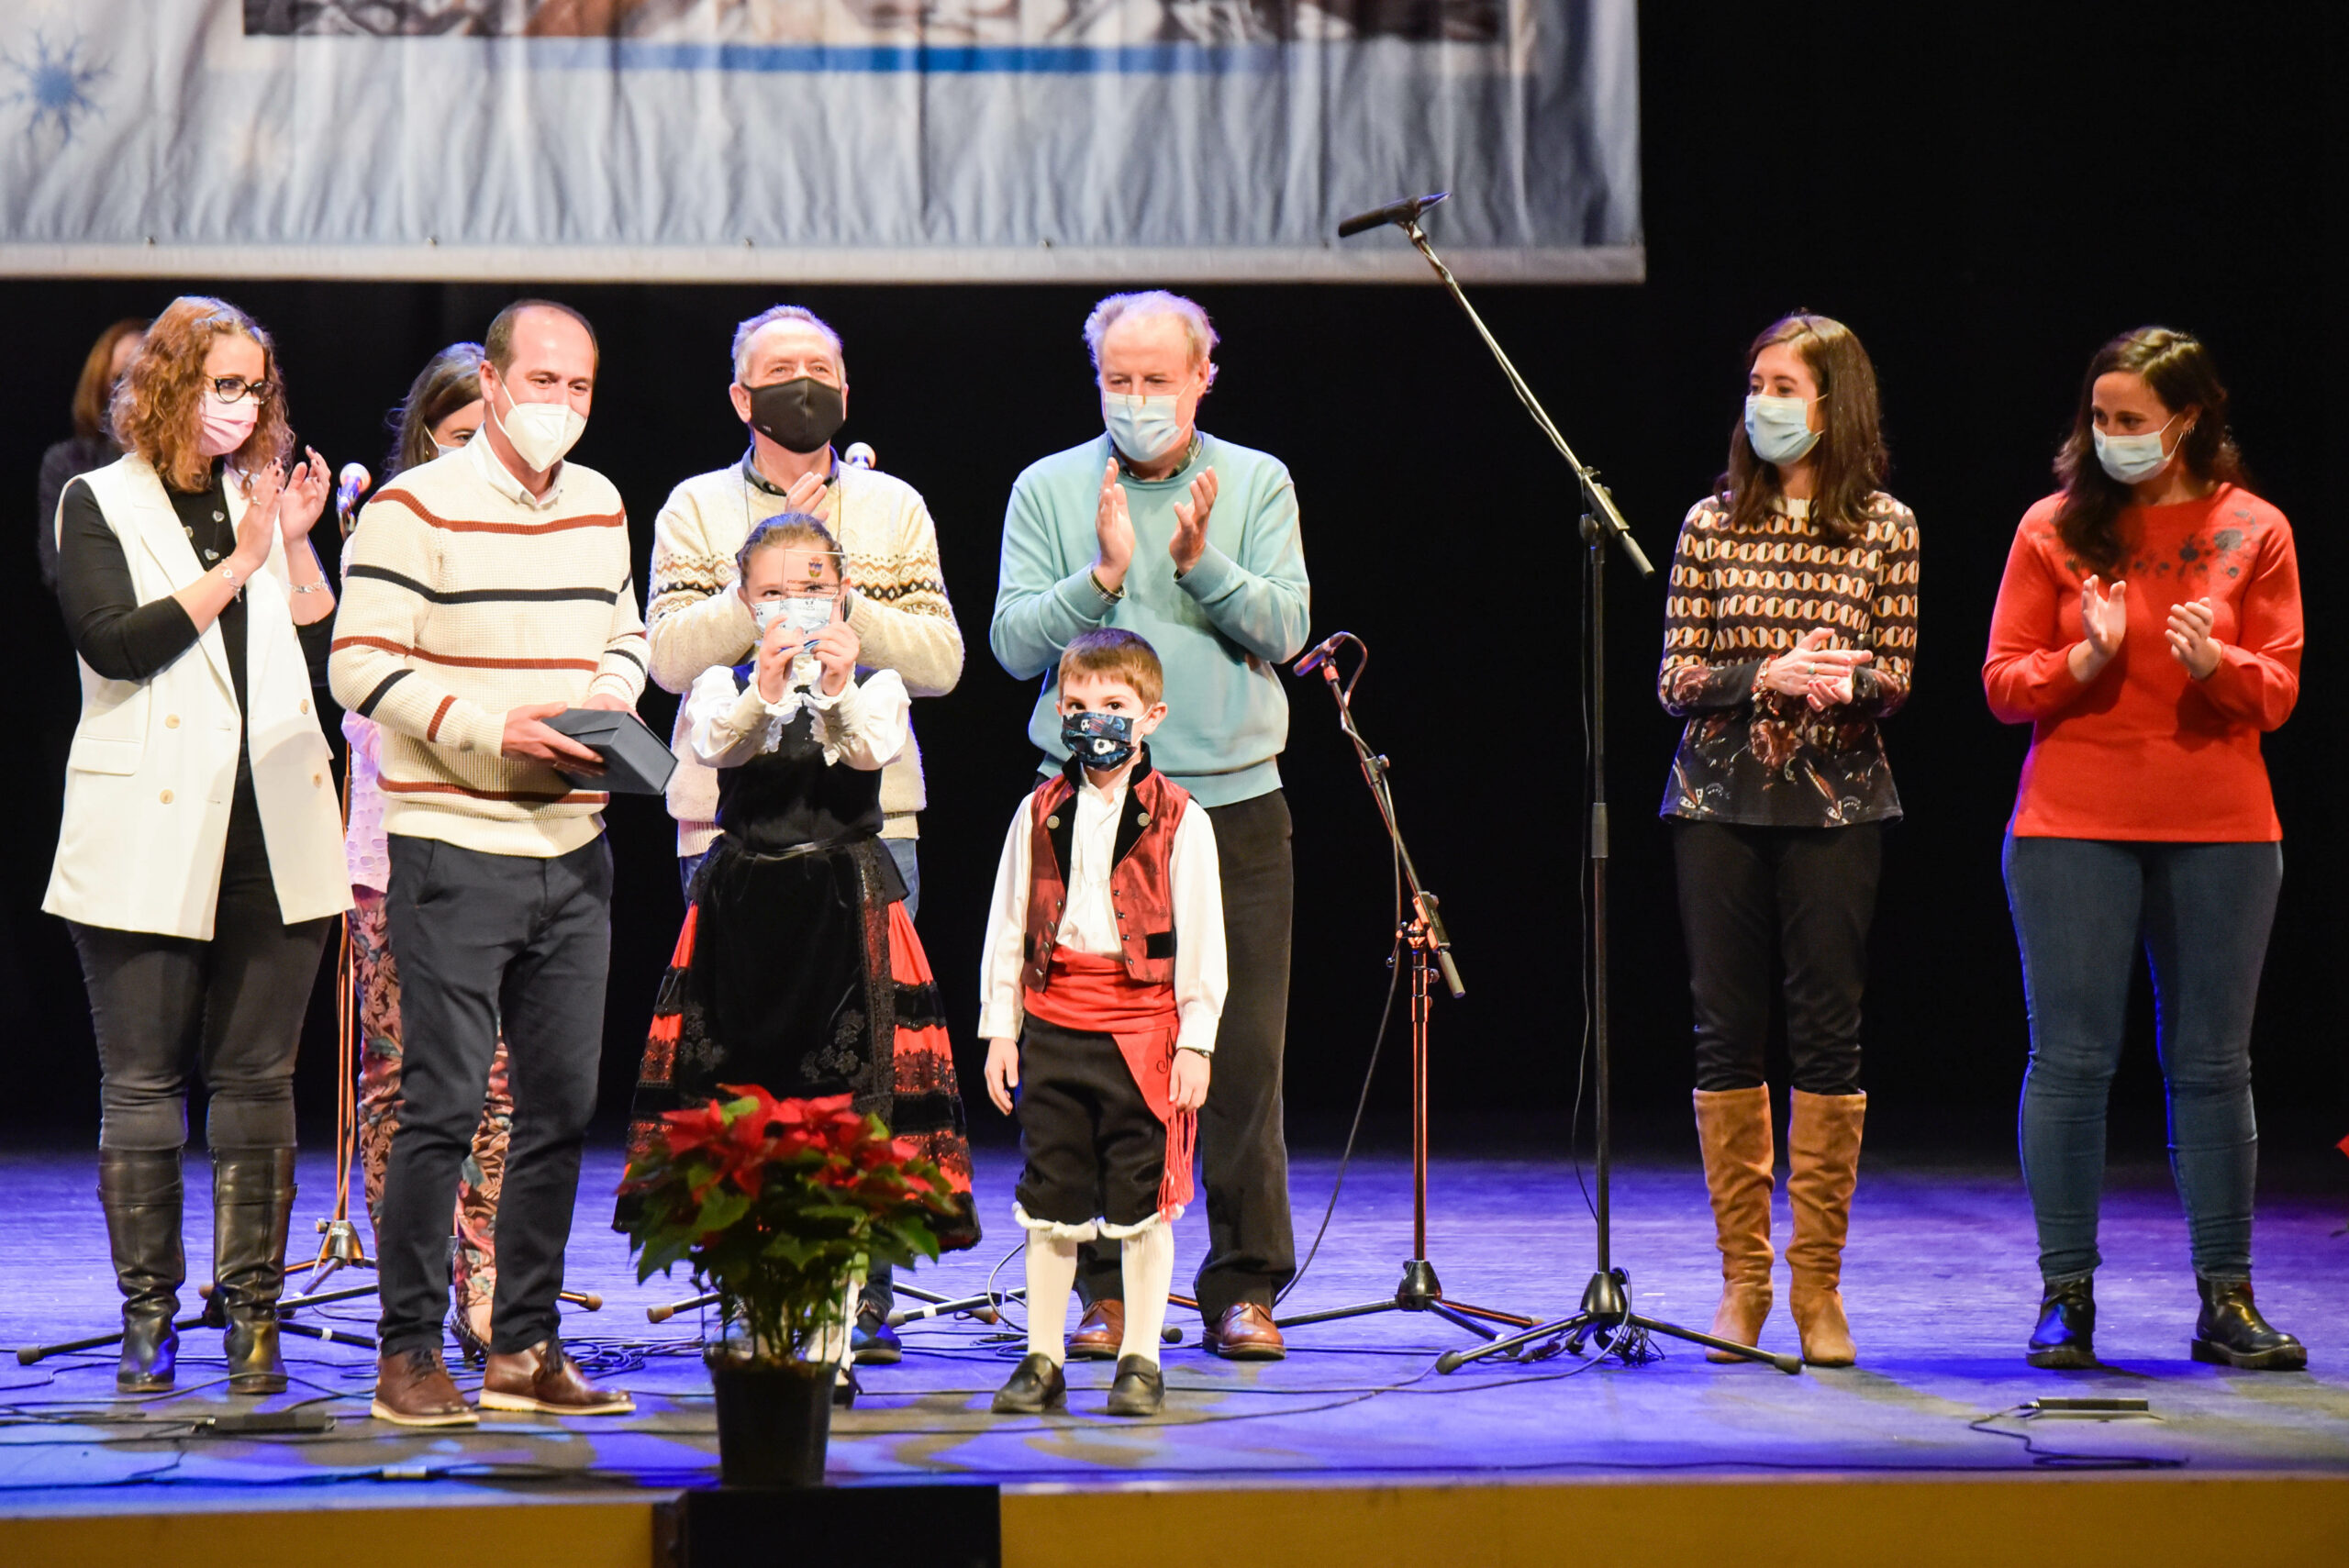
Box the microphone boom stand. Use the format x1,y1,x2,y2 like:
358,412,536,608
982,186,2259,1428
1352,204,1800,1375
1272,637,1539,1345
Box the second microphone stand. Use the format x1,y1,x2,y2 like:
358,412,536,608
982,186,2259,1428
1273,636,1538,1347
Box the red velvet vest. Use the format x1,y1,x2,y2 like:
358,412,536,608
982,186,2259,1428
1024,760,1191,993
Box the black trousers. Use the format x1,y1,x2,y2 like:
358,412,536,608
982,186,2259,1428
1014,1018,1168,1229
377,833,613,1357
1078,788,1296,1318
70,782,334,1153
1670,819,1881,1097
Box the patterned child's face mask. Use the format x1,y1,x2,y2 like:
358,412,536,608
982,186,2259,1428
1061,710,1136,770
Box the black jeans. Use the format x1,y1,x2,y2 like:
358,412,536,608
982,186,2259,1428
377,834,613,1357
71,784,333,1152
1079,788,1297,1318
1671,818,1881,1097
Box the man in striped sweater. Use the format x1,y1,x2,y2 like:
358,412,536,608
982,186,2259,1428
329,301,647,1428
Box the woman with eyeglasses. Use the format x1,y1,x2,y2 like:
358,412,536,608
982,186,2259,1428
46,295,351,1395
343,343,511,1362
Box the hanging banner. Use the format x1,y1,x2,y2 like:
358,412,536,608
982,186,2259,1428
0,1,1641,282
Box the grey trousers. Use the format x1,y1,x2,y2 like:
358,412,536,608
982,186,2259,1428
376,833,613,1356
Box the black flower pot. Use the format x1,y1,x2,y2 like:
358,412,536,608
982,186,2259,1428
706,1351,833,1488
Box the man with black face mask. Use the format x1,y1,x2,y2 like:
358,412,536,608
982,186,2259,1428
643,305,964,1363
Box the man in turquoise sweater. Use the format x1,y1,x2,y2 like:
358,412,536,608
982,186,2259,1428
992,290,1310,1360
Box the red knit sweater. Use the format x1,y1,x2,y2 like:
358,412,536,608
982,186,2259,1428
1982,484,2299,841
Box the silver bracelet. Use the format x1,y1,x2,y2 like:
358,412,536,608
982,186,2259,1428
291,581,330,595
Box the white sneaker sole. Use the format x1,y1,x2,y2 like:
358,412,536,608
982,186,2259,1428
477,1389,635,1416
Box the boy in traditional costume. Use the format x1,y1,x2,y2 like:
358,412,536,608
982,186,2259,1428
623,516,979,1362
981,628,1225,1418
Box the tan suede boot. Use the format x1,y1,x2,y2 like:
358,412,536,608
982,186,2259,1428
1693,1086,1775,1362
1787,1089,1865,1366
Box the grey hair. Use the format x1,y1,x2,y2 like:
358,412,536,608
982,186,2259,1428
1083,290,1219,380
731,305,847,384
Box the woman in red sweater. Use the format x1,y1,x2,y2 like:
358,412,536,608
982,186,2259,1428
1984,326,2303,1372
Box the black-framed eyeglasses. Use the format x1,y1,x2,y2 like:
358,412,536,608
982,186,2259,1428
207,375,275,405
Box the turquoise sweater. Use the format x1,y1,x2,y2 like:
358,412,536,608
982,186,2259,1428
991,432,1310,806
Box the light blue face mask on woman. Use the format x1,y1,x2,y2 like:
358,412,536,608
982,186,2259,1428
2092,415,2182,484
1744,394,1821,464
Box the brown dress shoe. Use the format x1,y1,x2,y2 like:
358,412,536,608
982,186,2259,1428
371,1346,477,1428
481,1338,635,1416
1066,1300,1125,1362
1203,1302,1286,1361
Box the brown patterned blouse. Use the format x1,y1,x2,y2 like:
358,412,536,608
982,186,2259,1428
1656,492,1919,828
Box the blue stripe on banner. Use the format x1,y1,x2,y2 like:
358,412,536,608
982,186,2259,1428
525,39,1288,76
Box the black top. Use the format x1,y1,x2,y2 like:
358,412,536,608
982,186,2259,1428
55,465,334,747
37,435,119,595
713,665,888,853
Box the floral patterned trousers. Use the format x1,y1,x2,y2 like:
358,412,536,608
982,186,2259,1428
351,887,510,1314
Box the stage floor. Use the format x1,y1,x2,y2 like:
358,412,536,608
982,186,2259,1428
2,1139,2346,1557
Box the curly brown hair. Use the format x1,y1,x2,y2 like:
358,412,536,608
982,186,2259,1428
2052,327,2245,576
109,296,292,493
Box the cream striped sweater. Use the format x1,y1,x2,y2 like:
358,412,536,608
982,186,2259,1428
327,438,650,858
646,455,962,857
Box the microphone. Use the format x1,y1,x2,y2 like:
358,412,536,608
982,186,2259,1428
1293,631,1349,678
841,441,876,469
335,462,372,532
1336,191,1449,239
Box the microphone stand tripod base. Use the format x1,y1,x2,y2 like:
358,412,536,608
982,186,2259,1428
1434,1270,1803,1375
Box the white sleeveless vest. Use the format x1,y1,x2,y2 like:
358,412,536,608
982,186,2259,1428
44,455,351,939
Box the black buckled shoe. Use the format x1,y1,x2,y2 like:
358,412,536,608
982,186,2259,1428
2190,1277,2307,1371
852,1307,903,1366
1105,1355,1164,1418
990,1352,1067,1415
2027,1276,2097,1369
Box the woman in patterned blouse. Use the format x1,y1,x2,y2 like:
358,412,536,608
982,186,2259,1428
1655,312,1920,1368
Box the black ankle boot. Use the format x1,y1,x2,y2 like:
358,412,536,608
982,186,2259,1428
2027,1276,2097,1369
212,1149,296,1395
98,1150,184,1392
2190,1277,2307,1371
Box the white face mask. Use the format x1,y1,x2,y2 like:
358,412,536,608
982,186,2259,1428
1102,391,1186,463
492,382,586,472
1744,394,1820,465
2092,415,2182,484
751,595,835,644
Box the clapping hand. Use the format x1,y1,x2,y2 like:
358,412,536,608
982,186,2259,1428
1170,466,1218,574
2069,576,2128,681
2166,595,2221,680
783,469,828,517
1094,460,1136,592
1757,628,1873,706
274,447,331,543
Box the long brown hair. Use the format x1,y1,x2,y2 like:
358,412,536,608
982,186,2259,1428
2052,327,2244,575
71,318,148,442
385,341,485,483
1717,312,1887,545
109,296,293,493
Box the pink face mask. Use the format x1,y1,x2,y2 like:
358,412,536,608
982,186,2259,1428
197,392,259,458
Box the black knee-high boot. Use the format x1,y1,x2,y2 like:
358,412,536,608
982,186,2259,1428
213,1149,296,1395
98,1150,185,1392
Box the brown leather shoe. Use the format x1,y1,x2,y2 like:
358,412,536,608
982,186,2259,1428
1203,1302,1286,1361
480,1338,635,1416
1066,1300,1125,1362
371,1346,477,1428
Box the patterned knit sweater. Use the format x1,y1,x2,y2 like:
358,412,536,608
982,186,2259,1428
645,452,962,857
327,438,650,858
1656,492,1919,828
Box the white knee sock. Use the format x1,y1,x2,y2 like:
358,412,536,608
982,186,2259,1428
1118,1222,1175,1367
1024,1235,1081,1365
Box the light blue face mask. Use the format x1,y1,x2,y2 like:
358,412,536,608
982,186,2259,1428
1102,392,1186,463
2092,416,2182,484
1744,394,1821,465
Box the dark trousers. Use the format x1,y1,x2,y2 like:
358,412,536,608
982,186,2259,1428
1080,788,1296,1318
1671,819,1881,1097
1015,1018,1169,1229
71,786,333,1152
2003,835,2277,1284
378,833,613,1356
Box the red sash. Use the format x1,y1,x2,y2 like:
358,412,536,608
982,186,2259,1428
1023,948,1196,1220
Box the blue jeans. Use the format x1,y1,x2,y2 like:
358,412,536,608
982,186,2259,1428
2003,834,2279,1285
677,837,918,1315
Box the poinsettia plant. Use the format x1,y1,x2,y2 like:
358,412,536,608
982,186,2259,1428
619,1086,961,1365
